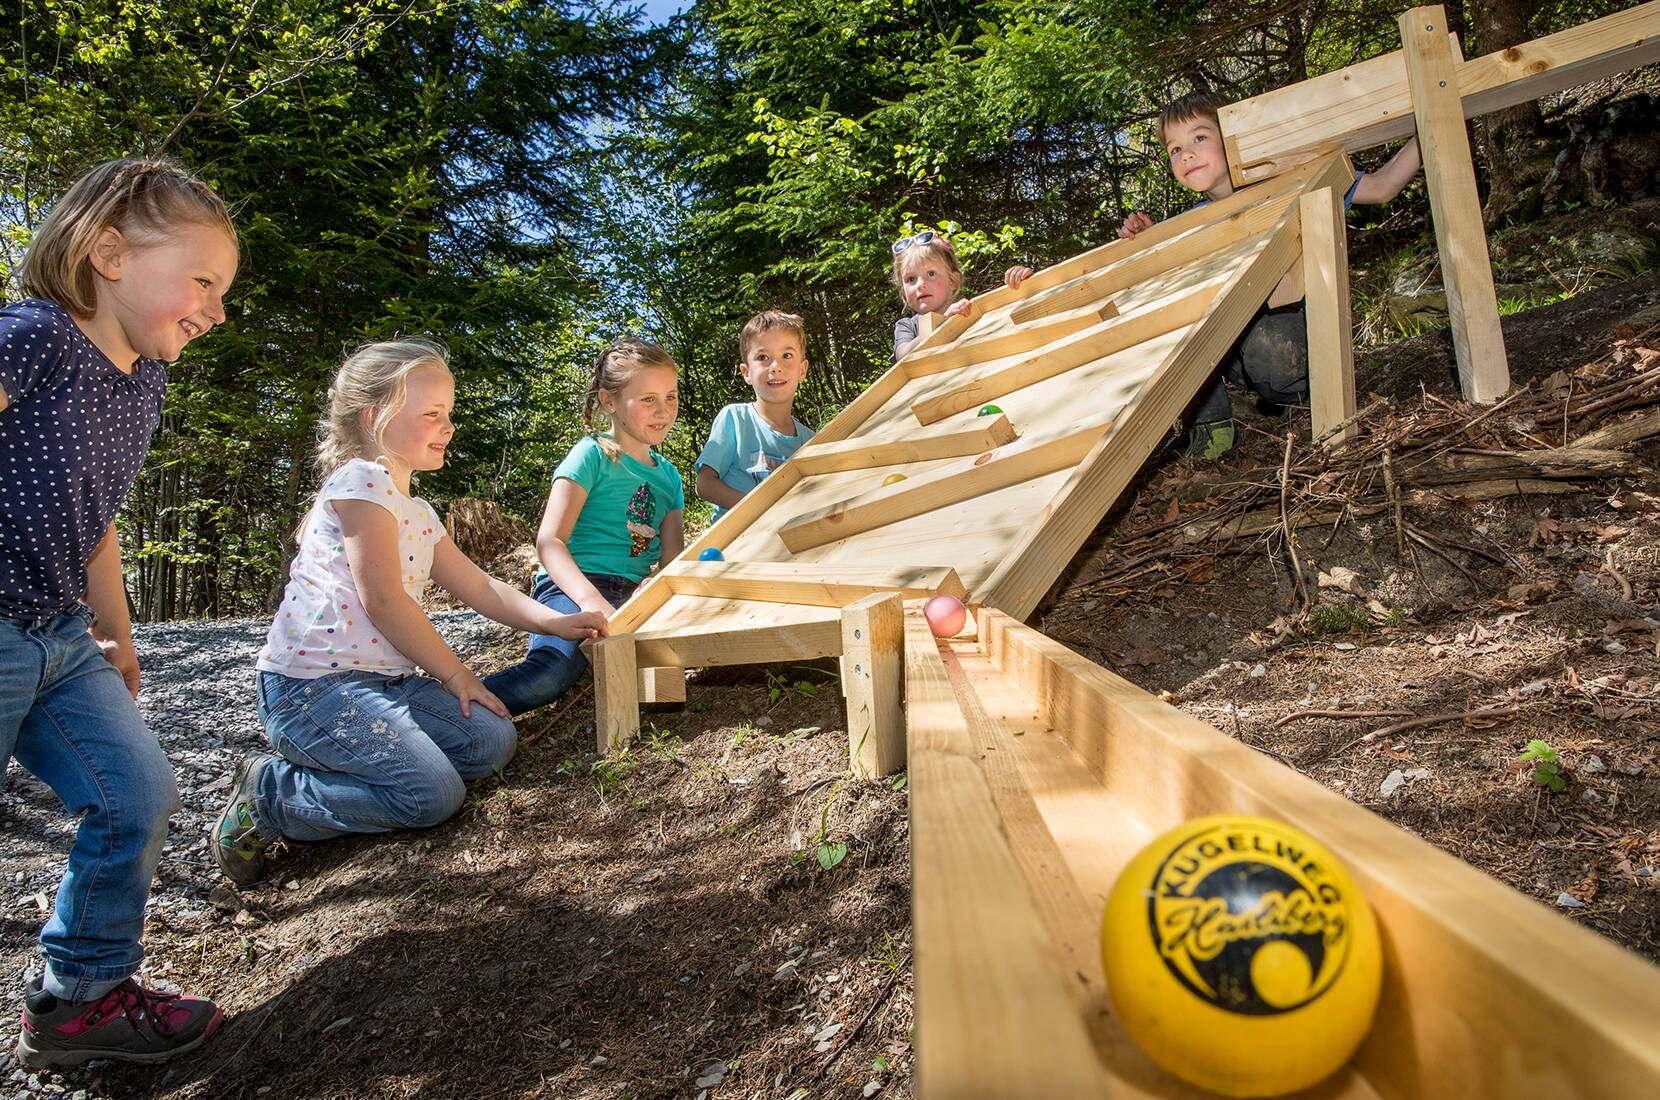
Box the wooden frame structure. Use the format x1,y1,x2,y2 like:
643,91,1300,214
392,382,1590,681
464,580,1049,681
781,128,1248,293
909,607,1660,1097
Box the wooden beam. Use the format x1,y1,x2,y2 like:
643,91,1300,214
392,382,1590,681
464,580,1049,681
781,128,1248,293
900,309,974,361
631,616,842,668
1300,186,1357,448
1402,5,1511,404
1224,2,1660,183
790,415,1017,476
777,418,1111,554
841,594,905,778
911,282,1222,426
659,561,968,607
638,666,685,705
592,634,639,752
978,155,1354,618
903,612,1116,1097
1009,188,1292,325
903,301,1118,377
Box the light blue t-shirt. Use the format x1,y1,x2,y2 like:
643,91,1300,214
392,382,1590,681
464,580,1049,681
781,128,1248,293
695,402,815,517
544,435,685,584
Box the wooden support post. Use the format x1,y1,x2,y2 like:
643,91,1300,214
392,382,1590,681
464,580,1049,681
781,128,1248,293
1300,186,1357,448
638,666,686,705
591,634,639,753
1402,5,1511,404
840,594,904,778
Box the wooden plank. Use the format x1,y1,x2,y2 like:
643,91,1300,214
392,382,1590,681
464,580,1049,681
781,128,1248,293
911,282,1221,426
901,309,973,360
903,300,1119,377
1224,2,1660,183
591,634,639,752
841,593,905,778
778,417,1111,554
903,612,1117,1098
975,609,1660,1100
631,615,842,668
977,154,1354,618
660,561,968,607
791,415,1018,476
1300,186,1357,447
638,666,685,705
1009,189,1291,325
1402,5,1511,404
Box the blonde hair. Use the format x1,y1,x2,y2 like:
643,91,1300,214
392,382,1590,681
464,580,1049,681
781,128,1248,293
890,237,963,302
19,158,236,318
739,309,807,361
317,338,451,475
583,339,678,462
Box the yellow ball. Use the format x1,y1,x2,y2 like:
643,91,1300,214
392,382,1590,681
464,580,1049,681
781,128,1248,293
882,472,908,486
1100,815,1382,1097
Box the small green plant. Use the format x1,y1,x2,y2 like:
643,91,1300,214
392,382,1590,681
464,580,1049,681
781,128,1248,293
642,723,682,762
590,749,638,797
1300,604,1405,638
1519,740,1566,791
890,772,908,791
767,668,820,707
690,699,712,713
872,930,901,971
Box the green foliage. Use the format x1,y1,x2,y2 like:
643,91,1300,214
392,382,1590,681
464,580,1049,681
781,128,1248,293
1302,603,1404,636
766,668,820,706
1519,740,1566,792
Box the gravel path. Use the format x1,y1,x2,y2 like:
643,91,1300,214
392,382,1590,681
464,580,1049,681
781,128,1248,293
0,611,513,1097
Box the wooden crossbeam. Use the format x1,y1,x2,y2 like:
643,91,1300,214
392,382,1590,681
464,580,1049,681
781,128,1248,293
901,309,975,360
1403,5,1510,403
1009,188,1293,325
790,415,1017,476
903,612,1116,1097
1300,186,1357,447
778,418,1111,554
911,282,1222,426
660,561,967,606
631,616,842,668
978,154,1354,617
903,301,1119,377
1223,1,1660,183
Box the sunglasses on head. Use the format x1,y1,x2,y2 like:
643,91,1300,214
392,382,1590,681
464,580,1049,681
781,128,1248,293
891,230,946,255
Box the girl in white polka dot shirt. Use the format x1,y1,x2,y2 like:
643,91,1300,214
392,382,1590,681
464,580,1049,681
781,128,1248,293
214,339,606,887
2,159,236,1067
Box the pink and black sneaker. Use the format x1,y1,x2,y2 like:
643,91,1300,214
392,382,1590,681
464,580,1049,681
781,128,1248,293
16,975,222,1069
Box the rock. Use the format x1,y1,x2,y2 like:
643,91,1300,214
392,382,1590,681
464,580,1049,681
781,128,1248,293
1582,755,1607,774
1615,760,1643,776
773,961,799,981
812,1022,843,1043
1555,893,1586,909
588,1055,608,1068
1379,768,1431,798
864,1083,884,1097
733,962,751,977
694,1063,727,1088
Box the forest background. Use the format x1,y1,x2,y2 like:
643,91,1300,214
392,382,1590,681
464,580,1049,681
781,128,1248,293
0,0,1628,621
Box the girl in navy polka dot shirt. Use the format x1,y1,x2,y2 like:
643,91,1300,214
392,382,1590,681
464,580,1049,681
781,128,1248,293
2,159,237,1068
213,339,606,888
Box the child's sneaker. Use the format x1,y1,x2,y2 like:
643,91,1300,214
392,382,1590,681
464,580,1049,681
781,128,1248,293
1184,419,1236,460
212,752,277,886
16,976,222,1068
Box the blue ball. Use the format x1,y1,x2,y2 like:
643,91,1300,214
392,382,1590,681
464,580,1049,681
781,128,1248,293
698,547,724,561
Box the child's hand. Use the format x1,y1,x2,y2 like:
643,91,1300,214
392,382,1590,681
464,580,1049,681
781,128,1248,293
1004,265,1034,290
94,635,142,700
440,668,509,720
943,298,973,319
577,596,616,619
1119,211,1154,239
550,610,609,642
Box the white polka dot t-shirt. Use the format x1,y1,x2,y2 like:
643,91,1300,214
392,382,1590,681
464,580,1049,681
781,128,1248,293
0,299,166,619
257,458,445,678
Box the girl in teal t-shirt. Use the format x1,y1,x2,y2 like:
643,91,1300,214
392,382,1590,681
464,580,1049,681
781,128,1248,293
486,340,685,714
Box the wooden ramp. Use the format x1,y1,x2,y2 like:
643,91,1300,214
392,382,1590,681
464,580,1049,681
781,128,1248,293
594,150,1364,754
908,607,1660,1099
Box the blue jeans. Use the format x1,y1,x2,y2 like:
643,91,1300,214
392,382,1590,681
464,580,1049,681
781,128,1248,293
482,573,638,716
252,670,517,842
0,607,180,1002
1194,305,1311,423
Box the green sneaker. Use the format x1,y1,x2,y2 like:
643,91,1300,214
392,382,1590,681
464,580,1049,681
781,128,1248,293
212,753,276,887
1185,419,1236,460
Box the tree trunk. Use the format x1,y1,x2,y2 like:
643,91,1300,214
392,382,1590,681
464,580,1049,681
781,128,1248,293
1469,0,1545,223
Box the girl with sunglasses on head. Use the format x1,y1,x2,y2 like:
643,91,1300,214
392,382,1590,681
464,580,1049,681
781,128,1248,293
889,230,977,361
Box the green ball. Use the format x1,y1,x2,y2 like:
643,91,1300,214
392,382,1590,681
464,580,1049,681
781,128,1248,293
977,404,1002,416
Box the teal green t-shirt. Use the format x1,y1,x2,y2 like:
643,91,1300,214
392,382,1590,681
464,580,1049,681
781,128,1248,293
547,435,685,583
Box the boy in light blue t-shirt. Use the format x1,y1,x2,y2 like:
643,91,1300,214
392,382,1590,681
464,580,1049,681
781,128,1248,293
696,309,816,518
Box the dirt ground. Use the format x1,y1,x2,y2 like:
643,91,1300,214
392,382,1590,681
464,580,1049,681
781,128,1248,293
7,284,1658,1100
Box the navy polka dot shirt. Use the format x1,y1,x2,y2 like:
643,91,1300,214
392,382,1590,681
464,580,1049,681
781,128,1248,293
0,299,166,619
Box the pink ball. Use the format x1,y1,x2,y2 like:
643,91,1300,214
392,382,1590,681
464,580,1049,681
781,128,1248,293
924,595,968,638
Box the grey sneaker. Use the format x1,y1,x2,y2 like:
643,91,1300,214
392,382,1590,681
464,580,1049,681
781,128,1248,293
16,975,222,1068
212,752,276,886
1185,419,1237,460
